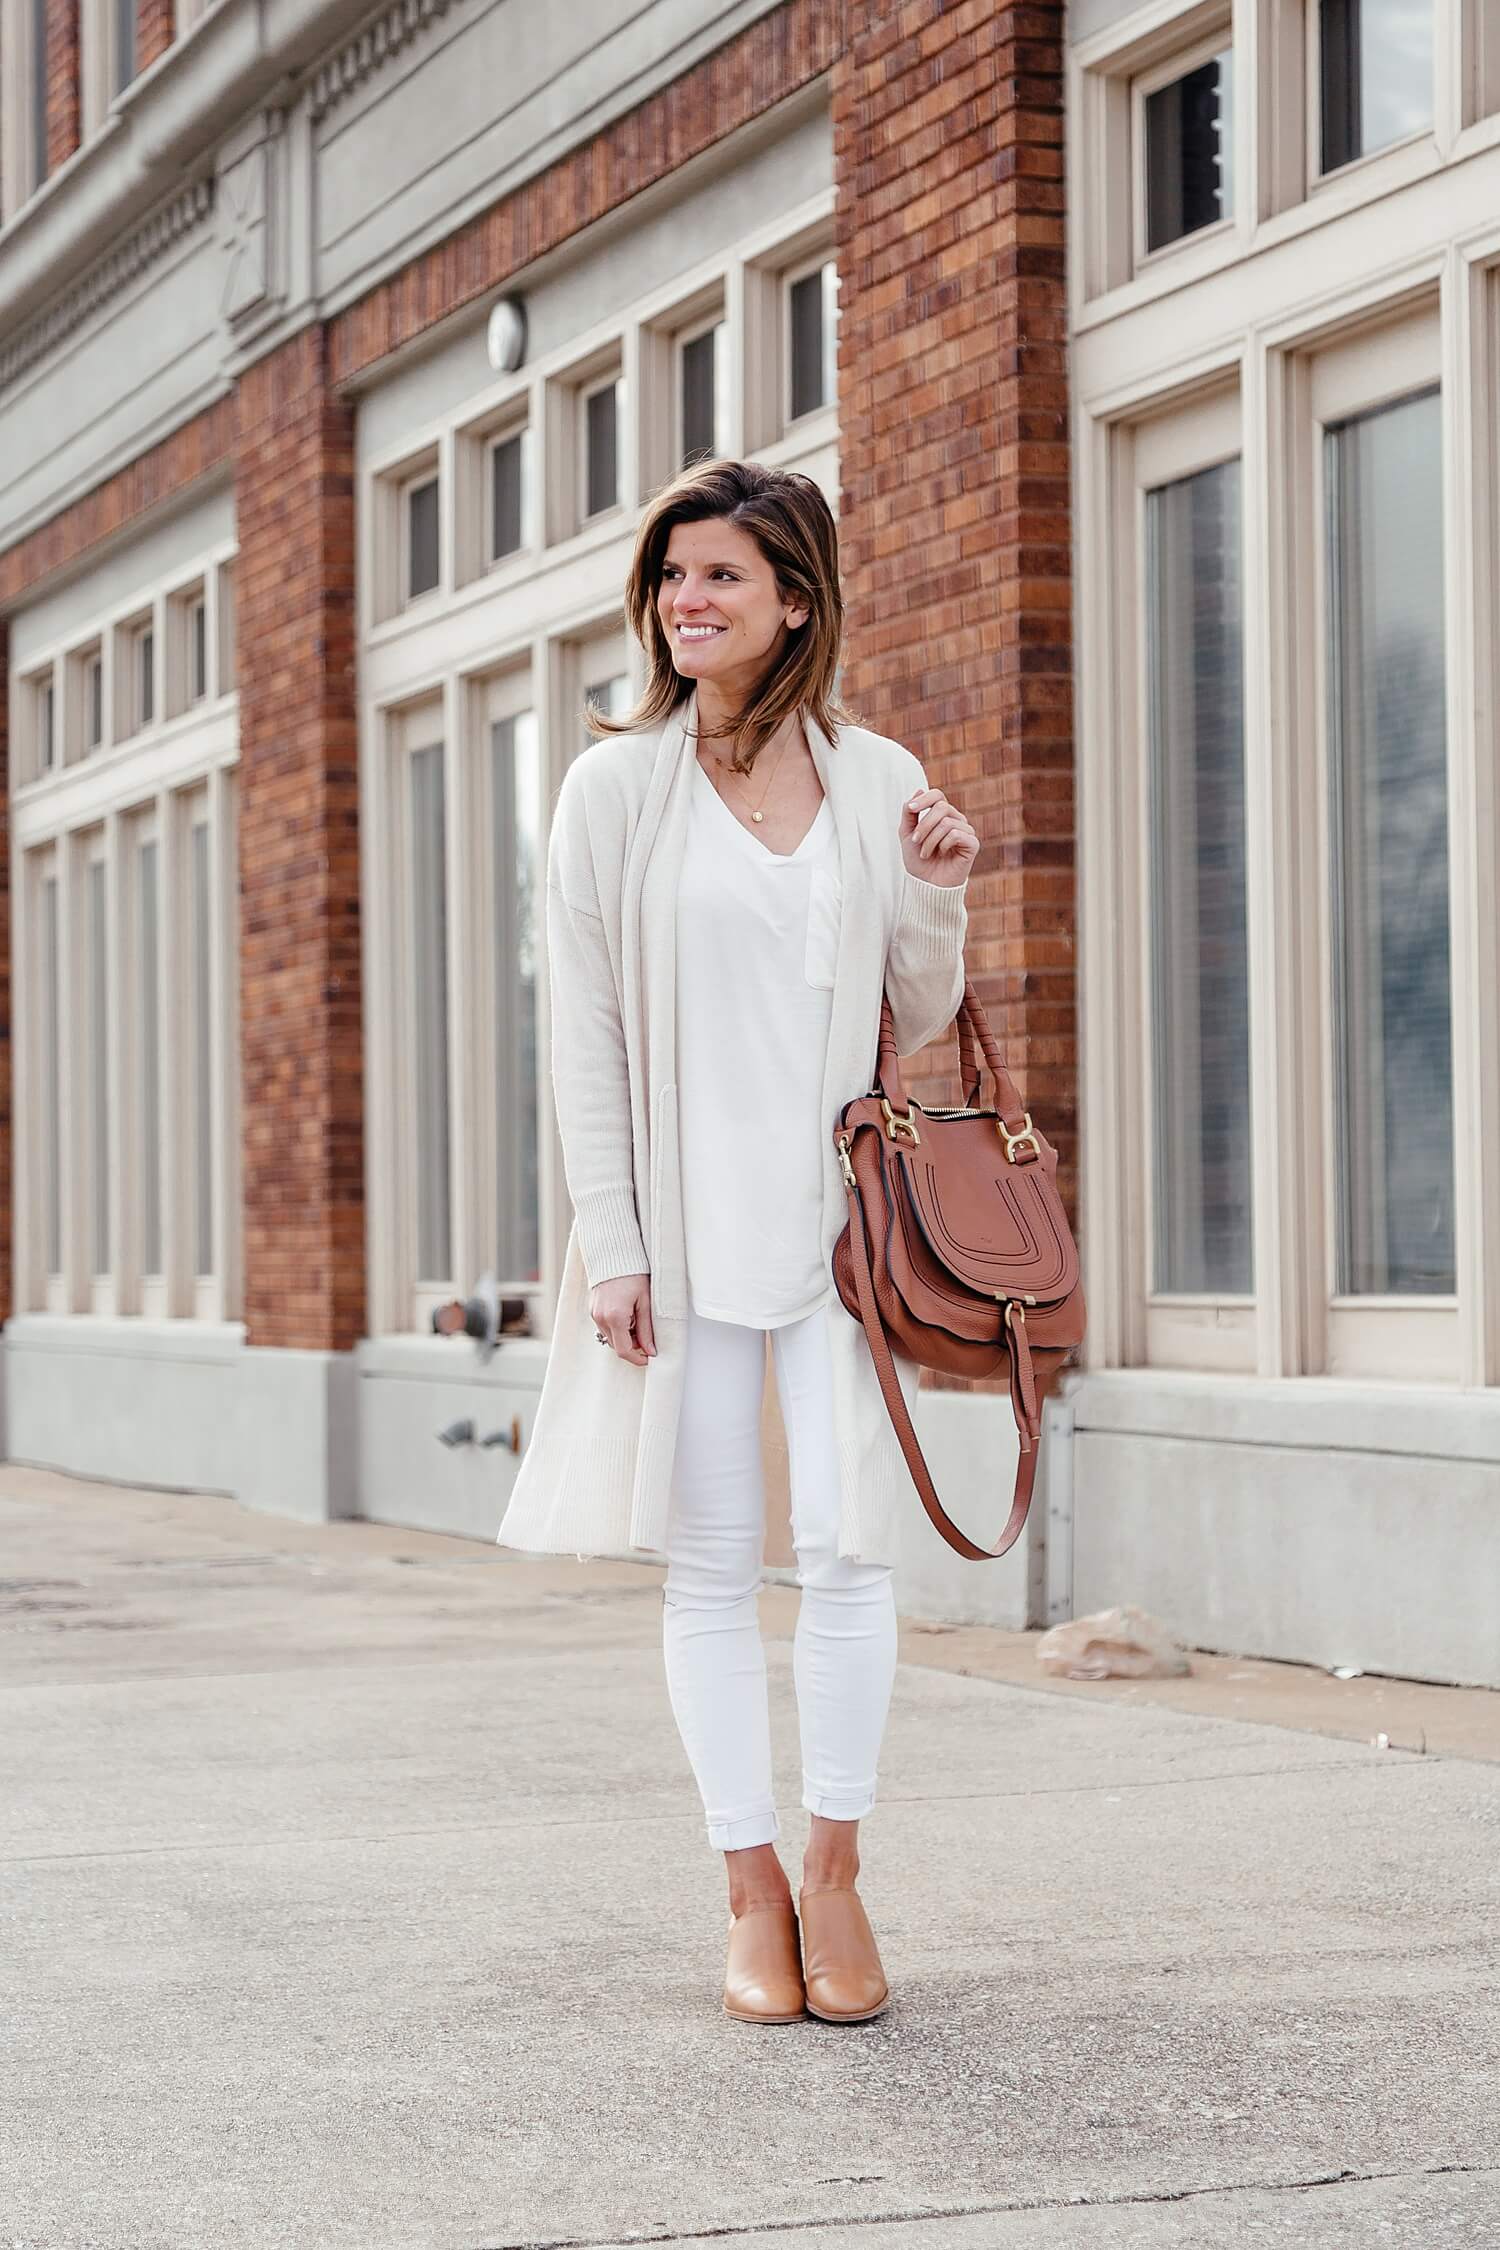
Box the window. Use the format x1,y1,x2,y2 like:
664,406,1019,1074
788,260,838,422
406,733,451,1285
11,540,240,1321
113,0,135,91
134,826,163,1281
82,648,104,753
583,377,620,518
36,673,56,776
167,585,209,717
404,474,441,601
118,614,155,737
679,319,728,468
491,706,543,1287
1144,45,1234,251
189,595,208,704
31,0,48,188
1324,387,1452,1296
38,865,62,1280
489,425,529,562
85,845,110,1280
189,810,214,1277
1146,456,1251,1295
217,562,237,693
1319,0,1433,173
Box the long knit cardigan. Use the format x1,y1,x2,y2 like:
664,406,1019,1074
494,692,969,1566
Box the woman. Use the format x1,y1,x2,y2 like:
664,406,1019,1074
496,459,978,2025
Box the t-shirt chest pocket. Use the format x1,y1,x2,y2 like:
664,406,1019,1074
803,863,843,990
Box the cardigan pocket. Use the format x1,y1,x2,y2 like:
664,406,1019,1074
649,1081,686,1319
803,864,842,989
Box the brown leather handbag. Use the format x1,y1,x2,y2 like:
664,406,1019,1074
831,978,1085,1559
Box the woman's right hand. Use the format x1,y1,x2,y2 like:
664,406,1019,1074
589,1273,656,1365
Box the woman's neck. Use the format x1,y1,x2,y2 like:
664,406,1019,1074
692,691,801,771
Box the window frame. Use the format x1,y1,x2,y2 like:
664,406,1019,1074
1131,25,1238,269
782,249,839,429
1295,307,1457,1380
1114,384,1258,1374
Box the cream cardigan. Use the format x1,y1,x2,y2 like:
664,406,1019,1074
494,693,968,1566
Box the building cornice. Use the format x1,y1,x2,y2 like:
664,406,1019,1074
309,0,456,122
0,178,214,397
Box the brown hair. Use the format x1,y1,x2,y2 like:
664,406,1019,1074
588,458,849,772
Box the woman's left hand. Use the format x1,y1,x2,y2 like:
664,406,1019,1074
900,787,979,889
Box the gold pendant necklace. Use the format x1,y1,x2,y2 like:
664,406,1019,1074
711,725,794,823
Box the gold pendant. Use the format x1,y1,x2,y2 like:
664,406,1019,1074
752,811,764,822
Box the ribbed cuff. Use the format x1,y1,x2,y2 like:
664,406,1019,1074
898,868,968,952
574,1183,650,1289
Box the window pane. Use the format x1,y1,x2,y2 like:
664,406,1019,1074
41,875,61,1275
39,680,54,772
492,713,542,1286
32,0,49,187
1321,0,1433,171
585,384,618,516
138,629,155,727
1145,459,1252,1295
1326,388,1453,1295
139,839,161,1275
790,265,836,420
191,600,207,702
491,430,526,560
192,823,214,1276
407,478,440,599
89,859,110,1277
681,326,721,466
410,746,451,1284
114,0,136,90
1145,50,1234,251
86,656,103,749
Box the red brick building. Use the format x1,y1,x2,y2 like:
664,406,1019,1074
3,0,1499,1681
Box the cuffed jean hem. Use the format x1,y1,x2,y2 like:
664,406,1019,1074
802,1786,877,1822
706,1808,782,1852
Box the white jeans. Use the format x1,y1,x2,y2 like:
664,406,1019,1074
662,1300,898,1852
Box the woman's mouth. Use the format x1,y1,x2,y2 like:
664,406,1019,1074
675,623,727,642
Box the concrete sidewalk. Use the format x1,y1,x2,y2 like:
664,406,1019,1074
2,1464,1497,2250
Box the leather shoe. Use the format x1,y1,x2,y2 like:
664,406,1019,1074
798,1885,890,2021
723,1900,805,2023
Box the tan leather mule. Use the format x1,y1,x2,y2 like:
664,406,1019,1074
723,1900,806,2023
798,1885,890,2022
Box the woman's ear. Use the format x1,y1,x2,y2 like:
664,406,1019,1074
784,600,810,633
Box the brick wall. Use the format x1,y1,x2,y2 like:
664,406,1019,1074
233,329,365,1354
833,0,1075,1238
45,0,82,175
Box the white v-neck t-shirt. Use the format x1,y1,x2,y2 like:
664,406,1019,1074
675,756,843,1327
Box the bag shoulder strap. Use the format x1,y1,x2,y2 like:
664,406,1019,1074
841,1158,1039,1562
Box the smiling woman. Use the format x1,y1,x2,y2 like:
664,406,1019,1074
501,456,978,2028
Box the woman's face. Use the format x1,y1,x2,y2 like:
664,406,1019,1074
656,517,809,701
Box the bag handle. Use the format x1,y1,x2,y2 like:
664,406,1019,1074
878,978,1033,1146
